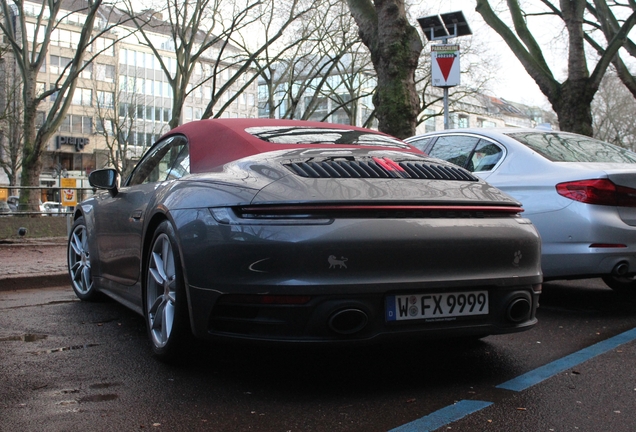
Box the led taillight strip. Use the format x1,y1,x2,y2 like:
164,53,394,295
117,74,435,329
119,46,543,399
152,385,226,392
238,204,523,215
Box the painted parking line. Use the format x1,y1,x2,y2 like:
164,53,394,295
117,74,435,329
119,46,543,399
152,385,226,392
389,327,636,431
497,327,636,391
388,400,493,432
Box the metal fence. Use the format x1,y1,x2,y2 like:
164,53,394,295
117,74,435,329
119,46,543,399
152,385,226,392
0,185,95,217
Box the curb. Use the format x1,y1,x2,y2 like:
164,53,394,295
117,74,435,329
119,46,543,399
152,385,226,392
0,273,69,292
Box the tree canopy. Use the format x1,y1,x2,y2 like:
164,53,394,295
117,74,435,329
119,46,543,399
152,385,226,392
475,0,636,136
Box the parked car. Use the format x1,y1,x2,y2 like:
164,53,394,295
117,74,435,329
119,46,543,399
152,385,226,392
7,196,18,212
0,201,11,215
406,128,636,293
42,201,64,215
5,196,44,213
68,119,541,361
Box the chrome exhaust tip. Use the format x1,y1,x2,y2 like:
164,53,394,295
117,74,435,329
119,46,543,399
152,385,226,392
507,297,531,323
328,309,368,335
612,261,629,276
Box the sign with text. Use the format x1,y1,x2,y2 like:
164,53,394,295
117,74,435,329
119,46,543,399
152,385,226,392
431,44,460,87
57,136,89,152
60,178,77,206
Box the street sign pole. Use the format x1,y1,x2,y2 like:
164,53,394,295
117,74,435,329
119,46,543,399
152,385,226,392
417,11,472,130
443,37,449,130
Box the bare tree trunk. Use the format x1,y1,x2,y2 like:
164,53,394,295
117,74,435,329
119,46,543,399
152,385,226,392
346,0,422,139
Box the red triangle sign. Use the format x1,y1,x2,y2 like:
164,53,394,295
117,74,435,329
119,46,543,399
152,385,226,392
436,56,456,81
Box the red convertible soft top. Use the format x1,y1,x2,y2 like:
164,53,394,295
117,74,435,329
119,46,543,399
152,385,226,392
164,118,420,173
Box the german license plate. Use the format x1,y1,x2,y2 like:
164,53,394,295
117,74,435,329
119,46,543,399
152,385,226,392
386,291,489,322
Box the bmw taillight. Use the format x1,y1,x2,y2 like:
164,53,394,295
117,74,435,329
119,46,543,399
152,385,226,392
556,179,636,207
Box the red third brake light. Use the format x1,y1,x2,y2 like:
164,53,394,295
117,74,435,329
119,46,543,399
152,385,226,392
556,179,636,207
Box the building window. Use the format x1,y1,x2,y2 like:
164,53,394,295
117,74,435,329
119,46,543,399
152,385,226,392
145,79,153,95
96,37,114,56
119,48,128,65
97,91,114,108
145,52,154,69
25,22,45,43
96,64,115,82
60,115,71,132
72,88,92,106
119,103,130,118
96,119,114,136
72,116,83,133
80,62,93,79
71,31,81,49
458,115,469,128
60,115,92,134
477,118,497,128
50,55,71,75
127,49,136,67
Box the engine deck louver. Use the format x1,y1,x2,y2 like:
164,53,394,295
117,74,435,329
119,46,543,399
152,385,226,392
284,157,478,181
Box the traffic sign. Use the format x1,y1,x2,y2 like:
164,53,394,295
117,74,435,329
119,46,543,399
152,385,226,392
431,44,460,87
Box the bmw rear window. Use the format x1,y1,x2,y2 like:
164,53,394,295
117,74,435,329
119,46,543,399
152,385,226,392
508,132,636,163
245,126,410,149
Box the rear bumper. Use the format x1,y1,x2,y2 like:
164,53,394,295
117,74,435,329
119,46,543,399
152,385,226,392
532,203,636,279
173,208,542,343
186,282,541,343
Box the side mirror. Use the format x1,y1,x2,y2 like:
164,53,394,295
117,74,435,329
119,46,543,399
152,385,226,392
89,168,119,196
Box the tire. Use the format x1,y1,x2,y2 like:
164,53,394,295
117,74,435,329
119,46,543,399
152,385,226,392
68,216,99,301
145,220,192,362
602,275,636,296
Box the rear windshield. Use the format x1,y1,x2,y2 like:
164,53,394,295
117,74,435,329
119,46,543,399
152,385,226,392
245,126,410,149
508,132,636,163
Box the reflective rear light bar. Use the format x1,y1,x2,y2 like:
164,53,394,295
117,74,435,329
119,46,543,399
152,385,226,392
237,204,523,216
218,295,312,305
589,243,627,248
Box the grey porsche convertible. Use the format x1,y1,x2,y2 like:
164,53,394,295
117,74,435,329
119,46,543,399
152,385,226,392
68,119,542,361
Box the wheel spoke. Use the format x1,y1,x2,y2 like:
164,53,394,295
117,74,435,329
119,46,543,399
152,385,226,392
162,301,174,341
151,250,167,284
149,265,164,286
167,286,176,304
70,231,83,256
70,261,82,279
162,238,171,274
81,232,89,256
81,265,92,291
152,301,165,331
149,294,163,316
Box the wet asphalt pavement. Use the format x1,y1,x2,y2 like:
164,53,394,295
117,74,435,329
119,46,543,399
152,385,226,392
1,278,636,431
